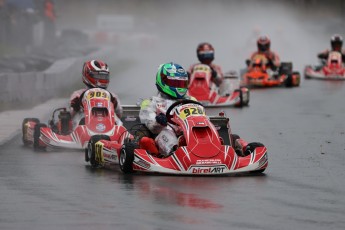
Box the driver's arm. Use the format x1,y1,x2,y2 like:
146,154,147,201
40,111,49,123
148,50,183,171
139,99,165,134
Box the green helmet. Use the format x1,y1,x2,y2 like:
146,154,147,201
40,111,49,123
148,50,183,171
155,62,189,99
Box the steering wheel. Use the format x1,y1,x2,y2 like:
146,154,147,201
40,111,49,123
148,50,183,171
165,99,204,126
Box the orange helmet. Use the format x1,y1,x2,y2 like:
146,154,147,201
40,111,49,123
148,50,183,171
257,35,271,52
197,42,214,65
82,60,110,89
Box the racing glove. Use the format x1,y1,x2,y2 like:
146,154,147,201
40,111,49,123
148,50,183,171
210,67,218,79
70,97,81,112
155,113,167,126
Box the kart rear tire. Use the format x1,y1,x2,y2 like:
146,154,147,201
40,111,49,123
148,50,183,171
22,118,39,146
87,135,111,167
33,123,47,150
119,142,136,174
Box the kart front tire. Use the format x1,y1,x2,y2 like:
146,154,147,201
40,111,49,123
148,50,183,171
22,118,39,146
119,142,136,174
234,89,243,107
87,135,110,167
241,87,250,106
285,74,293,87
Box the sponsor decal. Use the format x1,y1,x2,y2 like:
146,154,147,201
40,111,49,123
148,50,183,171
97,102,103,107
189,165,227,174
196,159,222,165
135,159,151,169
104,153,117,161
177,68,185,73
258,153,268,168
96,123,106,132
196,122,205,125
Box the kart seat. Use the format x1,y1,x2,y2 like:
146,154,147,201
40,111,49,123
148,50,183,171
92,107,108,117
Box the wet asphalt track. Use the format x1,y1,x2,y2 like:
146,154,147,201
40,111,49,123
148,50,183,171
2,3,345,228
1,77,345,230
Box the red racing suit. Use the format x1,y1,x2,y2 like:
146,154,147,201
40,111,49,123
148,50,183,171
317,49,345,63
188,63,223,87
248,51,280,71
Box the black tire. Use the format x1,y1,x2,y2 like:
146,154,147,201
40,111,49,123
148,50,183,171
85,148,89,162
293,72,301,87
285,74,293,87
241,87,250,106
119,142,137,174
87,135,111,167
234,89,243,107
243,142,265,157
22,118,39,146
33,123,47,150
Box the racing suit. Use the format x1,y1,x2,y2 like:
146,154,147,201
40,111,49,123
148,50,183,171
70,88,123,129
317,49,345,63
188,63,224,87
248,51,280,71
139,92,195,157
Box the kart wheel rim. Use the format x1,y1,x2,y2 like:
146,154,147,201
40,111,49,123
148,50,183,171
120,149,126,166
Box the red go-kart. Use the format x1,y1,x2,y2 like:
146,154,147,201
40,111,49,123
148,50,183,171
304,51,345,80
86,99,268,175
241,54,300,87
187,64,249,107
22,88,130,152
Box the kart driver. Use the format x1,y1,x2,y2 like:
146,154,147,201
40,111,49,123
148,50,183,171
139,62,196,158
317,34,345,63
188,42,224,87
246,35,280,71
69,60,123,129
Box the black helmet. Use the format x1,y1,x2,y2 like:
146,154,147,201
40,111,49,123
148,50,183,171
257,35,271,52
331,34,343,51
196,42,215,65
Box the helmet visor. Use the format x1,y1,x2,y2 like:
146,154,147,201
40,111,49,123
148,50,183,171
91,72,109,80
258,43,269,52
332,41,342,51
162,75,189,88
199,50,214,59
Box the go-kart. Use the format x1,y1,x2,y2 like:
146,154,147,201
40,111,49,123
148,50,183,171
22,88,130,150
241,54,300,88
187,64,249,107
304,51,345,80
86,99,268,175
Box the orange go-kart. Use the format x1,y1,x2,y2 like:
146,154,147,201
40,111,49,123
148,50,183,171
241,54,300,88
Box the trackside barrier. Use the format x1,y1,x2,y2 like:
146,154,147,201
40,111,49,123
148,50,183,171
0,46,117,105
